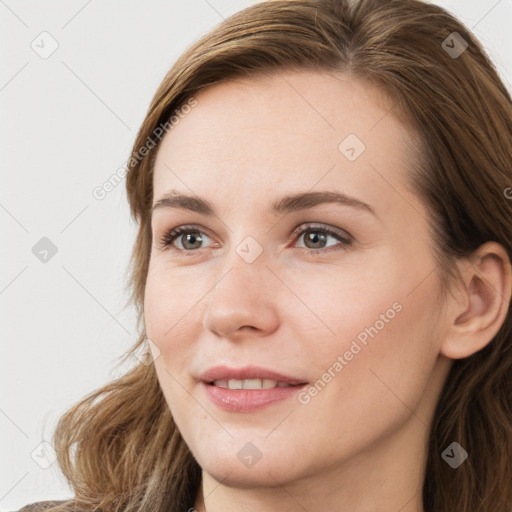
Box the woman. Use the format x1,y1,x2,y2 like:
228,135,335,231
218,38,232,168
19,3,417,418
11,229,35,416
18,0,512,511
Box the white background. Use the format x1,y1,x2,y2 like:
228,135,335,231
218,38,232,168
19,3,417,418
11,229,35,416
1,0,511,510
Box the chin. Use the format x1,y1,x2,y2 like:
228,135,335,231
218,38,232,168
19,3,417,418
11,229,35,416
194,445,306,488
202,464,297,489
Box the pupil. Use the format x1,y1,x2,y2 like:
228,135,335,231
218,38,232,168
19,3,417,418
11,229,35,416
307,231,326,248
184,232,201,249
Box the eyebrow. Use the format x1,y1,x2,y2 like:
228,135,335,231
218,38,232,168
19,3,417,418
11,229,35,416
151,190,376,217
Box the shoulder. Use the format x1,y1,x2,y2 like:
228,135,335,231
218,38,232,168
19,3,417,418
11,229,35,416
15,500,74,512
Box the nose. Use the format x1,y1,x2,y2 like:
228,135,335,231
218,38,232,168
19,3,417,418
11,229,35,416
203,251,280,340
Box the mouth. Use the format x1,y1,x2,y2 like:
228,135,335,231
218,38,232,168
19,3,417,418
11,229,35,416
199,365,308,412
207,378,306,390
199,365,308,388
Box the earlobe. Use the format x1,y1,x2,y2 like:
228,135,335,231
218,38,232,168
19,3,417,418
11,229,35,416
440,242,512,360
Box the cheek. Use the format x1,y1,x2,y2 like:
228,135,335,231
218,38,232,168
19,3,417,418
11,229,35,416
291,287,441,458
290,259,442,409
328,277,442,426
144,260,212,344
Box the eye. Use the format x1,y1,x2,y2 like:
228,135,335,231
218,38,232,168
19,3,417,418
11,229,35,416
291,223,353,255
158,223,353,256
158,225,215,254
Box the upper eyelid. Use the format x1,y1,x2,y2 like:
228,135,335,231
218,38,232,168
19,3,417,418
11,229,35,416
160,223,350,238
159,222,352,249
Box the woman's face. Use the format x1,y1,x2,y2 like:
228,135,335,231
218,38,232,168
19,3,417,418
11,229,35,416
144,70,452,490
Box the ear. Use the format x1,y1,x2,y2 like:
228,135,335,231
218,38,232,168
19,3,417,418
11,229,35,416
440,241,512,360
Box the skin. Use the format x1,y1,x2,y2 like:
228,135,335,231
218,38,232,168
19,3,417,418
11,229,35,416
144,70,512,512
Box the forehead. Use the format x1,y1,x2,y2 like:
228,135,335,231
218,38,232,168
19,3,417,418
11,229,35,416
152,70,420,217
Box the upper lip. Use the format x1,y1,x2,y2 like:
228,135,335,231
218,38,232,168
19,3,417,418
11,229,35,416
199,365,308,385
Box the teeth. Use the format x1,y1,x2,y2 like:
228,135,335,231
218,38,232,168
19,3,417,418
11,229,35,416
243,379,264,389
212,379,295,389
230,379,243,389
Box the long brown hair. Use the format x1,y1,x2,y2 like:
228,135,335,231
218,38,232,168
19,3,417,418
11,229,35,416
47,1,512,511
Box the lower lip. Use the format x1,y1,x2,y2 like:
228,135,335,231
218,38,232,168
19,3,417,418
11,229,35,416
203,382,307,412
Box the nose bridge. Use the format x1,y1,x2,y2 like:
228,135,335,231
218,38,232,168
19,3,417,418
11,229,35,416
203,240,278,337
210,216,267,286
211,238,268,307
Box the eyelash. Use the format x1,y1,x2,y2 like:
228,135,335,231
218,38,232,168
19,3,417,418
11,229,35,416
158,223,353,257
